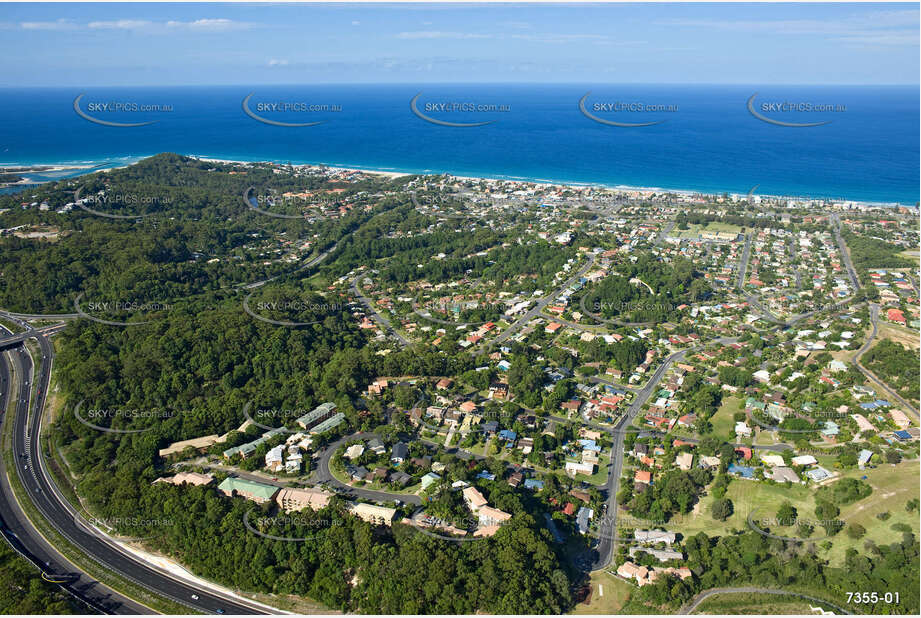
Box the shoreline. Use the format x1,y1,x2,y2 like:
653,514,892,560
2,154,915,209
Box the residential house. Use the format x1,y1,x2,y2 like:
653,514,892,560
576,506,593,534
391,442,409,463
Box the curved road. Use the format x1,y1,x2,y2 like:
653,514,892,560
679,586,850,615
1,348,136,614
313,432,421,505
1,329,272,615
854,304,920,421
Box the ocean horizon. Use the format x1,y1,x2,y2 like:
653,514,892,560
1,84,917,204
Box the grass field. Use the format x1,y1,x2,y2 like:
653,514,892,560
664,460,919,567
897,250,920,265
572,570,633,614
667,473,817,539
674,222,744,240
824,460,920,565
710,395,741,439
873,323,920,351
691,592,838,615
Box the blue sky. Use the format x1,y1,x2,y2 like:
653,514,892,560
1,2,918,86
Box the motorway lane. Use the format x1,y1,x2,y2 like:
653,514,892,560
9,333,270,615
0,323,67,349
1,349,136,614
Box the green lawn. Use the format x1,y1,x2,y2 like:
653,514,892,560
674,221,743,240
668,475,817,539
824,460,920,566
710,395,741,438
551,454,611,487
666,460,919,568
571,570,634,614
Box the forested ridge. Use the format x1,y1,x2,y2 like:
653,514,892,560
3,155,571,613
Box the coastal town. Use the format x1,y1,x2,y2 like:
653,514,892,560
111,159,921,600
1,154,918,615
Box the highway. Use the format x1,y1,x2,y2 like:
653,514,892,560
0,323,67,349
0,328,273,615
1,347,138,614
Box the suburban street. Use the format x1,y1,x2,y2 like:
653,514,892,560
589,336,739,570
475,253,597,356
854,304,920,421
736,233,751,290
831,212,861,290
350,272,411,347
312,432,422,505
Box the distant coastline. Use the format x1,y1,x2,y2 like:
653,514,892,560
2,153,913,209
1,85,916,204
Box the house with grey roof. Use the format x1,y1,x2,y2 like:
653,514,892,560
576,506,593,535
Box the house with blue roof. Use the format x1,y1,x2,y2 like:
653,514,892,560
821,421,839,437
476,470,496,481
578,439,601,452
498,429,517,442
523,479,544,490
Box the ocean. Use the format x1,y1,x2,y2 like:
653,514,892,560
0,84,917,204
